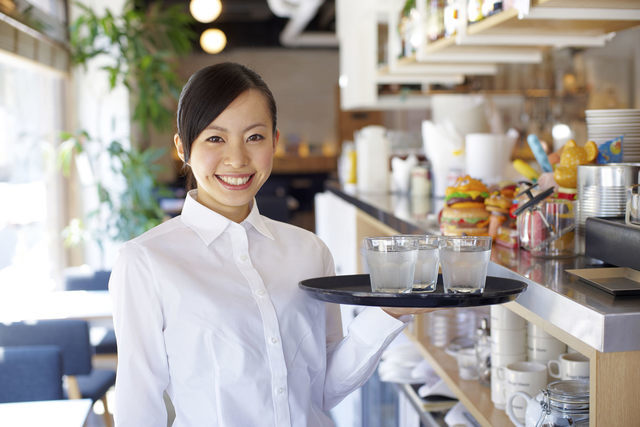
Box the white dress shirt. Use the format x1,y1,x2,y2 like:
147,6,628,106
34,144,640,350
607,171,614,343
109,190,408,426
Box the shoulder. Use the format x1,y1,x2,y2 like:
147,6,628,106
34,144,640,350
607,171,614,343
115,217,186,262
130,216,185,246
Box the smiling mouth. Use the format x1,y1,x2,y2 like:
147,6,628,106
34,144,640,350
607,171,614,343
216,174,254,189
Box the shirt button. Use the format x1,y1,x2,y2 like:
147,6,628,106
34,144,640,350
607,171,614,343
255,289,266,297
239,254,248,262
270,337,279,344
277,387,285,394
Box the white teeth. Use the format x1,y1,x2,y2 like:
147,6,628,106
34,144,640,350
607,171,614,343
218,175,250,186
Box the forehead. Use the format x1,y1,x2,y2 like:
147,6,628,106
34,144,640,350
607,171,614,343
215,89,270,119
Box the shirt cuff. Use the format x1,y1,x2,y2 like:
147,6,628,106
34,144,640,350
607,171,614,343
347,307,408,346
396,314,414,324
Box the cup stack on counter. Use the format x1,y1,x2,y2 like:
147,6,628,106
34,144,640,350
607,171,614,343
489,305,527,410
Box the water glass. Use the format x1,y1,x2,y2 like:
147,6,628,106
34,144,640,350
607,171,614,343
364,236,418,293
626,184,640,226
439,236,492,294
404,235,440,292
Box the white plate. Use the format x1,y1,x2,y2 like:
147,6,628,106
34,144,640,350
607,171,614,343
586,120,640,125
586,109,640,115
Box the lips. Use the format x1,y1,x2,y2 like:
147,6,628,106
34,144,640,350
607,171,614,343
215,174,254,190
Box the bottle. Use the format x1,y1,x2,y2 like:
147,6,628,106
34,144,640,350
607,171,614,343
467,0,484,23
427,0,445,42
444,0,459,37
410,164,431,197
475,317,491,386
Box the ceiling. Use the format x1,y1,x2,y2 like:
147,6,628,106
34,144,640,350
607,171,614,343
142,0,336,50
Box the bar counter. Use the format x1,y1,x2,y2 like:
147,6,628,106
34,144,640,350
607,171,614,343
324,182,640,353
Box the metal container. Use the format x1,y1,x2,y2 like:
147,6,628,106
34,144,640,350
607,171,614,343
576,163,640,253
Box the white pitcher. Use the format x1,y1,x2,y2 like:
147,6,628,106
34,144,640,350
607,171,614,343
355,125,390,193
506,391,544,427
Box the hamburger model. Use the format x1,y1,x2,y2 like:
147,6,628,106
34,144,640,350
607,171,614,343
440,175,490,236
484,181,517,239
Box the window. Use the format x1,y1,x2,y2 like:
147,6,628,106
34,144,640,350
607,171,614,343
0,52,68,292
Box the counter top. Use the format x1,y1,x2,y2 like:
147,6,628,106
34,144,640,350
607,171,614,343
325,182,640,353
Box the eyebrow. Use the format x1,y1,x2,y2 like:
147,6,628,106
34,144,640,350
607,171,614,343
205,123,268,133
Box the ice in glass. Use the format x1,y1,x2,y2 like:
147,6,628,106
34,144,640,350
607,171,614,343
439,236,492,294
404,235,440,292
364,236,417,293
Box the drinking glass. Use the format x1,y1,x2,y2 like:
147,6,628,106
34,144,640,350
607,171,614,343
404,235,440,292
626,184,640,226
364,236,418,293
439,236,492,294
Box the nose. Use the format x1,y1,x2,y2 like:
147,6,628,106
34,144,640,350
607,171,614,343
223,140,248,168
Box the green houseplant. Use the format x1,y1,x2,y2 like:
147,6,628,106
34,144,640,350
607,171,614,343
60,0,195,263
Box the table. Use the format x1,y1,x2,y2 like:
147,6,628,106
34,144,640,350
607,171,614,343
0,399,92,427
0,291,112,323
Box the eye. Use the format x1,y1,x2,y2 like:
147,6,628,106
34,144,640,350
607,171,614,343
247,134,265,143
206,135,224,143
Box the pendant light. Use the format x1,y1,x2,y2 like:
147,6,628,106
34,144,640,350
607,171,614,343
190,0,222,24
200,29,227,54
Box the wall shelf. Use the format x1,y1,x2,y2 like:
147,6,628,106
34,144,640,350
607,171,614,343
337,0,640,109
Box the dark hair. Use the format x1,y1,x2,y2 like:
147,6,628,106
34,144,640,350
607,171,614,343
176,62,277,164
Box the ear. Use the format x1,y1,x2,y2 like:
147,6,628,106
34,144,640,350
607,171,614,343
174,134,186,163
273,129,280,153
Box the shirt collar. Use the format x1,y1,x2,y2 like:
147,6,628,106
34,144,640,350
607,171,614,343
181,190,274,245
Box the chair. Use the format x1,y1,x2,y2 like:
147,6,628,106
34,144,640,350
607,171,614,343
0,345,64,403
0,319,115,427
63,268,118,355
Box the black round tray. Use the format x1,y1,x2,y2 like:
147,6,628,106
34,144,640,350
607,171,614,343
299,274,527,308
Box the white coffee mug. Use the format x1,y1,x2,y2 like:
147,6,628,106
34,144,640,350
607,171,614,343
492,328,527,355
548,352,590,381
491,305,526,330
498,361,548,422
490,353,526,409
527,322,552,339
527,336,567,364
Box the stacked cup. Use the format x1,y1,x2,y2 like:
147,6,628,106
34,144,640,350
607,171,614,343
490,305,526,410
527,322,566,370
428,308,478,348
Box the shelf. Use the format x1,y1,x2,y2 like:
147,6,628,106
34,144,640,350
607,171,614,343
406,327,510,427
272,154,336,174
407,0,640,64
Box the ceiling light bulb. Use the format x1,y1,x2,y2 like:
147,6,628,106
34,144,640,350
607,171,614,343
200,29,227,54
190,0,222,24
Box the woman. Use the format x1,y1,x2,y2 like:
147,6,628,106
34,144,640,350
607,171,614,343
110,62,428,426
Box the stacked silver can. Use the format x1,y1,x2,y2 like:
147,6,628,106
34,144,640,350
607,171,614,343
576,163,640,253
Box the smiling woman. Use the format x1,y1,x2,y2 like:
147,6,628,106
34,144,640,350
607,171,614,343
109,62,416,427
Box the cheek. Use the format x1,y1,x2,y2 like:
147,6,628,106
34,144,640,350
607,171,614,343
191,149,221,173
254,148,274,171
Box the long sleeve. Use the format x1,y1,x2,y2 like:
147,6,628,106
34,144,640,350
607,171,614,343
109,242,170,427
319,243,408,411
323,305,407,410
